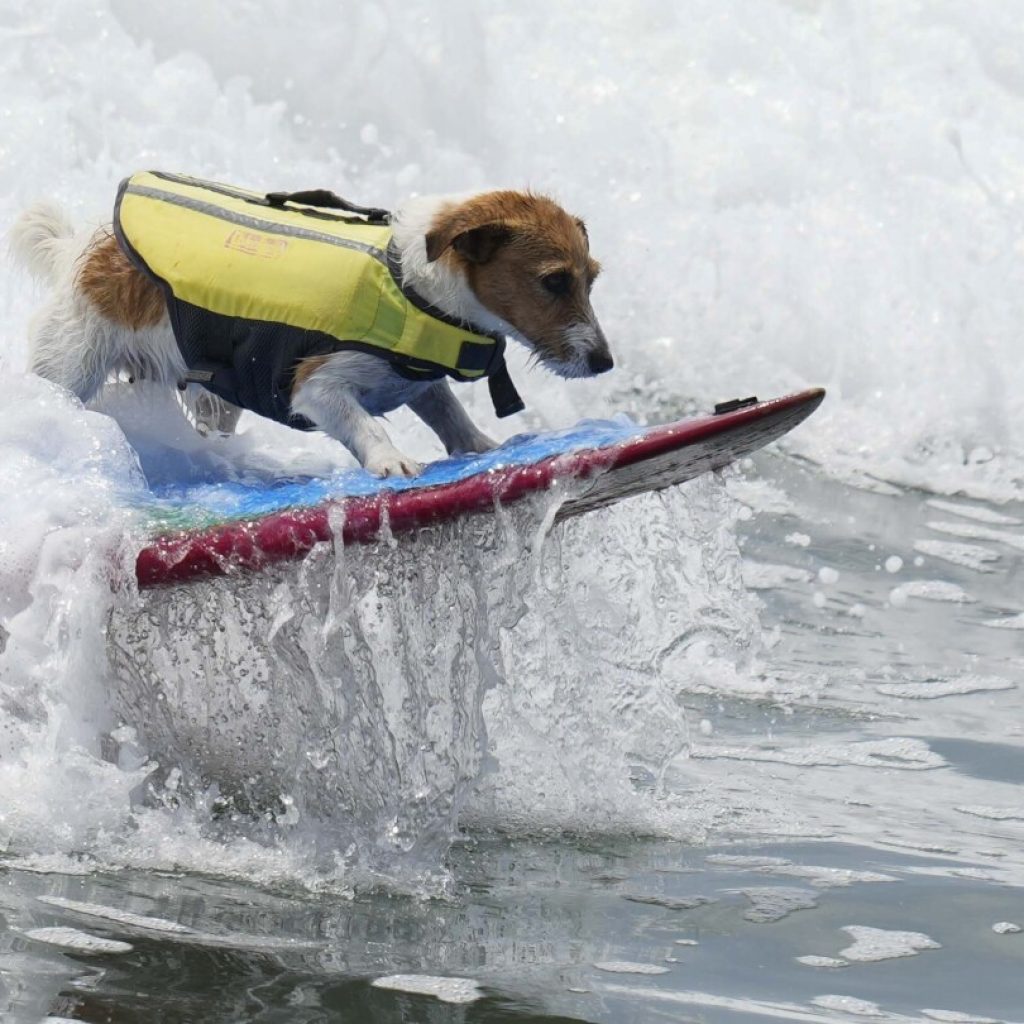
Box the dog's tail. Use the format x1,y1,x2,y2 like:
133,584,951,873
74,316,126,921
9,201,76,283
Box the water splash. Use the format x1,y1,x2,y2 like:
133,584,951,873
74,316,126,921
0,367,758,893
4,0,1022,896
467,474,761,836
103,472,756,886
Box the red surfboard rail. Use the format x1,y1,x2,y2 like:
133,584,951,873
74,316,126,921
135,388,825,589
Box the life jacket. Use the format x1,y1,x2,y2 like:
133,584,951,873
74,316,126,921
112,171,523,429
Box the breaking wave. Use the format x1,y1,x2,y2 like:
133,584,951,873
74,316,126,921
2,0,1023,891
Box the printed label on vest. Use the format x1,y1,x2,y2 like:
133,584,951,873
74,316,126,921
223,229,289,260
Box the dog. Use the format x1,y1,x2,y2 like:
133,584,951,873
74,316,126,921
11,178,611,477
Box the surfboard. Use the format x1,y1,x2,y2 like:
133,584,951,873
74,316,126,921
135,387,825,588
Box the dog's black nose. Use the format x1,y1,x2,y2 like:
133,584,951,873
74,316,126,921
588,350,614,374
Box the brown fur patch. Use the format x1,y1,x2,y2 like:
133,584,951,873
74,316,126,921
427,192,603,368
292,354,330,395
77,231,166,329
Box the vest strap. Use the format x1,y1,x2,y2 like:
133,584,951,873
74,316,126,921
266,189,390,224
384,239,526,418
488,361,525,418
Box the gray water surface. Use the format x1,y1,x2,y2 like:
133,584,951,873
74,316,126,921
3,449,1023,1023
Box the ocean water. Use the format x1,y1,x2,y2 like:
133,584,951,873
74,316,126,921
1,1,1023,1021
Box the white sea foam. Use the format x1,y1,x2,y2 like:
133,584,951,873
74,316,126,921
23,927,133,955
598,984,899,1024
811,995,882,1017
992,921,1021,934
955,806,1024,822
12,0,1019,503
876,675,1015,700
706,855,897,888
839,925,941,963
694,738,944,771
913,540,1000,574
889,580,976,605
739,887,818,923
370,975,482,1004
38,896,194,935
921,1011,1000,1024
742,562,813,590
37,896,323,950
983,612,1024,630
593,961,670,975
926,500,1021,526
926,522,1024,553
796,956,847,968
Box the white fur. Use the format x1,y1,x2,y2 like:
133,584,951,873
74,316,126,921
390,194,533,347
10,209,187,401
8,201,75,283
290,350,426,476
564,322,598,352
552,322,595,379
290,351,495,476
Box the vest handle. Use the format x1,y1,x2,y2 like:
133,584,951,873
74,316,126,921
266,189,390,224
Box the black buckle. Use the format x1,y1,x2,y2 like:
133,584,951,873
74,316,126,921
455,339,494,374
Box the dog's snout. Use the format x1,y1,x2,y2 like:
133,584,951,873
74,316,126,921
587,349,614,374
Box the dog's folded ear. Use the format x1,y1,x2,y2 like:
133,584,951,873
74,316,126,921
425,222,512,264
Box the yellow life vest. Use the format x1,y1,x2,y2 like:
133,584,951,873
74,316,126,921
113,171,523,428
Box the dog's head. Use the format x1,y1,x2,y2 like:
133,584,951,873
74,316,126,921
424,192,612,379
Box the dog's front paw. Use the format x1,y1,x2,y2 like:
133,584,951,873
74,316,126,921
364,446,422,478
451,431,498,456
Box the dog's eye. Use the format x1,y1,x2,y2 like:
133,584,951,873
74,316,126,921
541,271,572,297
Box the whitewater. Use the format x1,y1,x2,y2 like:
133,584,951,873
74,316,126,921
1,2,1023,1022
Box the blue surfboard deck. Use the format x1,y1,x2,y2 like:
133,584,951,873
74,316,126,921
138,416,653,532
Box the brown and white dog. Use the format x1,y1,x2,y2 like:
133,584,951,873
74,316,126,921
11,189,612,477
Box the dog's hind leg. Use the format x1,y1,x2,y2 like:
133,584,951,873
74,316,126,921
27,294,114,403
180,386,244,437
